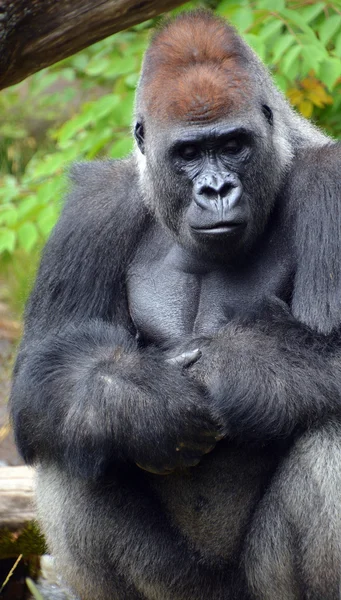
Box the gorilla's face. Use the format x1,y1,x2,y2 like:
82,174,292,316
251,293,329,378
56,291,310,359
135,110,282,261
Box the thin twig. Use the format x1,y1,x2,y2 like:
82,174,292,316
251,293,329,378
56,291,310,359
0,554,23,594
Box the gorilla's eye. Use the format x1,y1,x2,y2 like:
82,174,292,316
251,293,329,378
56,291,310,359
221,139,243,155
178,144,200,161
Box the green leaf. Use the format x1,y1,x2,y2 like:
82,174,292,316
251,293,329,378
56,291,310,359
26,578,44,600
17,222,38,252
281,46,301,78
0,205,18,226
216,2,246,18
37,205,59,237
109,137,134,159
125,73,139,89
259,19,284,41
272,33,295,63
71,54,89,72
110,91,135,127
30,72,58,95
0,176,19,202
91,94,120,119
300,3,325,24
273,73,289,92
84,128,114,159
85,57,111,76
30,153,65,179
335,32,341,57
0,229,16,253
301,44,328,67
229,7,254,32
57,113,94,144
57,95,121,147
257,0,285,8
243,34,266,61
105,55,136,77
61,68,76,82
17,196,39,219
279,9,316,40
318,57,341,90
35,175,65,206
319,15,341,46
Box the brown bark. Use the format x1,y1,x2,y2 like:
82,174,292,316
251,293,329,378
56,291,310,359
0,0,185,90
0,466,35,529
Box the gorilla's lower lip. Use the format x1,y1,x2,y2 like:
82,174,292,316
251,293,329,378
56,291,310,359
191,222,246,235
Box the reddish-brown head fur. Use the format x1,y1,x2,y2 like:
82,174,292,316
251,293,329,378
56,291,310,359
138,11,253,124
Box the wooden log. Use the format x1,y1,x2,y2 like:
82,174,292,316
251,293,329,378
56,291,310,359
0,466,35,529
0,0,186,90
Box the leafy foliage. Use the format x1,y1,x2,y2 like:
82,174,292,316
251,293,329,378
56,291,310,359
0,522,46,559
0,0,340,312
216,0,341,128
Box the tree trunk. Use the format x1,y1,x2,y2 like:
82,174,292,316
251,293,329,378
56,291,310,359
0,0,186,90
0,466,35,529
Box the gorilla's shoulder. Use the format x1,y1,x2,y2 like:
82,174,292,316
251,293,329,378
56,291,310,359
69,157,137,189
47,155,148,257
292,141,341,177
286,141,341,215
64,157,140,218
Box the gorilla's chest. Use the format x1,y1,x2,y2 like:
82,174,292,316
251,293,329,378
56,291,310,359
127,238,292,345
129,260,228,342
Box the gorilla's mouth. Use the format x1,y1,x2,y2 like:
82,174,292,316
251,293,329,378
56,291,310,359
191,222,246,235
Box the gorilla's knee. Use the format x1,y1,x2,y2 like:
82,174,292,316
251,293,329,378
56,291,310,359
245,424,341,600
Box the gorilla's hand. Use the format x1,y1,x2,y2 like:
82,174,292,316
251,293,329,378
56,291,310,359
132,349,221,475
166,348,202,368
165,298,310,442
166,337,215,389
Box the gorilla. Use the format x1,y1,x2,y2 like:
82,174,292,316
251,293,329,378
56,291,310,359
10,10,341,600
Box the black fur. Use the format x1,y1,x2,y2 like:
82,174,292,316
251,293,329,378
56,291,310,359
10,11,341,600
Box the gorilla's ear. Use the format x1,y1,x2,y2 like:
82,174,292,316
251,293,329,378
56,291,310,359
134,121,145,154
261,105,273,126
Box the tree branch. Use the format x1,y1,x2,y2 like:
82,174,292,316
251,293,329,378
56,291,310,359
0,0,185,90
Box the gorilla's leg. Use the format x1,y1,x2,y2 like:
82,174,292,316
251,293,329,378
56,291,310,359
244,422,341,600
35,465,144,600
36,463,244,600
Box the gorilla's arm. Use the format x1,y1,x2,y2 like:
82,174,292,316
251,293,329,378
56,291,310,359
10,160,217,479
180,302,341,442
12,323,219,478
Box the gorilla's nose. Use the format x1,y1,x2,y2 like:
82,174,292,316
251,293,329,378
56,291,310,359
194,173,242,211
196,173,230,198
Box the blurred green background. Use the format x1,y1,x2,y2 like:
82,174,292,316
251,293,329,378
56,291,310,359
1,0,341,318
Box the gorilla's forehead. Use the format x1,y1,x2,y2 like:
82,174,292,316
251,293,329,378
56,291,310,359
138,11,254,124
147,63,252,124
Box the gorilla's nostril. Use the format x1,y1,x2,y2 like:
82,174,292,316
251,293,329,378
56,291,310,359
199,185,221,199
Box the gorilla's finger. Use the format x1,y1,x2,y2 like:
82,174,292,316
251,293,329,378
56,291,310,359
136,462,175,475
167,348,202,368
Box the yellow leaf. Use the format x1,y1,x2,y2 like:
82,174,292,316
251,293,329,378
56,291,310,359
298,100,314,118
287,88,305,105
311,82,332,102
300,78,333,105
313,86,333,105
301,77,318,91
306,90,325,108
